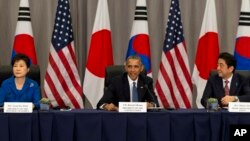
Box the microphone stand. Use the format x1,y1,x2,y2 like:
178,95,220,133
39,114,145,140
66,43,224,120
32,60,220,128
144,84,164,111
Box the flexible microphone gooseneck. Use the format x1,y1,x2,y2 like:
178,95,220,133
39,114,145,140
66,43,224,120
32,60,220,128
144,84,159,107
140,74,159,107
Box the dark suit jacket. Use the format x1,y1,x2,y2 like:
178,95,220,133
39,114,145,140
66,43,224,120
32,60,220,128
97,73,158,109
201,73,250,107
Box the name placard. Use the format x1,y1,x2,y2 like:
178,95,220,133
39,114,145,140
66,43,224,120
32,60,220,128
228,102,250,112
119,102,147,113
4,102,33,113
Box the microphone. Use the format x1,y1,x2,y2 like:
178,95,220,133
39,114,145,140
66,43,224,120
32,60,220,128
140,74,166,111
144,84,159,108
140,74,159,107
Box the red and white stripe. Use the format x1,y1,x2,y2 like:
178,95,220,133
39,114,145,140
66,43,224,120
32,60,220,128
155,42,192,109
44,42,83,109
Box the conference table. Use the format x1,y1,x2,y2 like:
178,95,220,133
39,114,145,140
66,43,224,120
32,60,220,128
0,109,249,141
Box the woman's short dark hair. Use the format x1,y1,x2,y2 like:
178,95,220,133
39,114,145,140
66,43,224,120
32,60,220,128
11,54,31,68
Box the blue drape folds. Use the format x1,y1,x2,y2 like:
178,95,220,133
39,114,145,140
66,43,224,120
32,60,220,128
0,109,250,141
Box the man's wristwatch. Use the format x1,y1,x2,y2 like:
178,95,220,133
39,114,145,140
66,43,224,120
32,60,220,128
149,102,156,107
234,96,239,102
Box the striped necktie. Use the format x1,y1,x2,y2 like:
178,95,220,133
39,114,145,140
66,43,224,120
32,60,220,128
224,80,229,96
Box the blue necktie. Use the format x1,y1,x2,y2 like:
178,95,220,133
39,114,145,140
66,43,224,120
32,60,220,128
132,82,138,102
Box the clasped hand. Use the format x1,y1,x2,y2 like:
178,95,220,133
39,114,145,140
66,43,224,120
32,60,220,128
221,95,237,105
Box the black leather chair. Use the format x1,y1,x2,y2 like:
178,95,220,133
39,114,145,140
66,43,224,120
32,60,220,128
210,69,250,79
0,65,40,86
104,65,147,87
105,65,125,87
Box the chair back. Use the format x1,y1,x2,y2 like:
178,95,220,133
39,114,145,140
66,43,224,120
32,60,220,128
105,65,147,87
105,65,125,87
210,69,250,79
0,65,40,86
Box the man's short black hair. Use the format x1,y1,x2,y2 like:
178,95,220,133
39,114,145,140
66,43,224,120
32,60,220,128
218,52,236,72
11,54,31,68
126,55,143,66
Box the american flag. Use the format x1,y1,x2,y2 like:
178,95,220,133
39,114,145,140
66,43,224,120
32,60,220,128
44,0,83,109
155,0,192,109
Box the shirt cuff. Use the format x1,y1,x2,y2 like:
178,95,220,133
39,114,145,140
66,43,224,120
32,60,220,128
100,103,107,109
234,96,239,102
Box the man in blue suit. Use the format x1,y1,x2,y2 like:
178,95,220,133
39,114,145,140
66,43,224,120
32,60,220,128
97,55,158,111
201,52,250,108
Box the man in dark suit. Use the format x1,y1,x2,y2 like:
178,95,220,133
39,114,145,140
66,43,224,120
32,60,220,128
201,52,250,108
97,55,158,111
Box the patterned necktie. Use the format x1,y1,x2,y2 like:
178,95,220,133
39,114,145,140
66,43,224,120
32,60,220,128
224,80,229,96
132,82,138,102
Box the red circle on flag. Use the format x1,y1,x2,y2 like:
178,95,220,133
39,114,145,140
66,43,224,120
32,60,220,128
235,37,250,58
86,30,113,77
13,34,37,64
132,34,150,57
195,32,219,79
